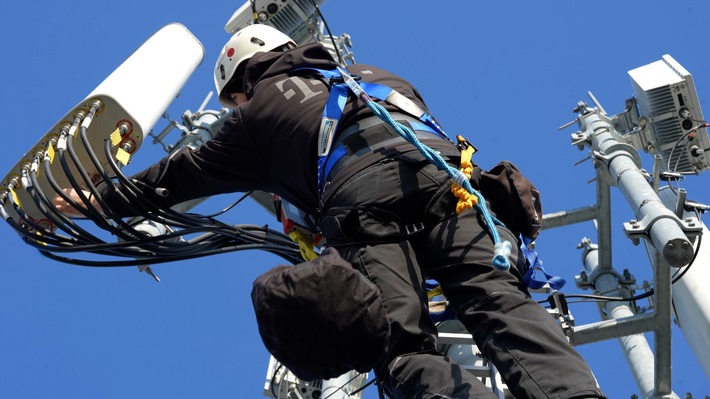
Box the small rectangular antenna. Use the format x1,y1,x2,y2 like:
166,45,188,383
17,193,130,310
224,0,328,45
628,54,710,173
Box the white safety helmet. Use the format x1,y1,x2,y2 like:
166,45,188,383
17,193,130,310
214,24,296,108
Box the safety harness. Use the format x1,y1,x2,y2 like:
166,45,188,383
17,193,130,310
289,65,513,269
278,65,565,294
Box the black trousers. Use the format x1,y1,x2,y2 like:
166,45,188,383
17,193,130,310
321,156,606,399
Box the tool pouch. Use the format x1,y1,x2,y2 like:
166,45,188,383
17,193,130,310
473,160,543,241
251,247,390,381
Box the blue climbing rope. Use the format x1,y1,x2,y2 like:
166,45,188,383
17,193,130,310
365,100,511,269
301,66,516,270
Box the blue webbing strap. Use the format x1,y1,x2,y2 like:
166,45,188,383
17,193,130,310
321,119,437,180
521,239,566,290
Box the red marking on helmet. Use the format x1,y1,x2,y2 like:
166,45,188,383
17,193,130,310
227,48,235,57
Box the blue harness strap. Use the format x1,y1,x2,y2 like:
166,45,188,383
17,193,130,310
297,67,453,193
321,119,438,181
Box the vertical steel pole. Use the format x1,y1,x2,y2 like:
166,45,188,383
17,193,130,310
579,239,659,398
573,105,691,398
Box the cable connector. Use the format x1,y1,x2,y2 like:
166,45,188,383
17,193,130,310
138,265,161,282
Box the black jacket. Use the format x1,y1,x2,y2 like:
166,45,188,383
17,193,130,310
103,43,438,216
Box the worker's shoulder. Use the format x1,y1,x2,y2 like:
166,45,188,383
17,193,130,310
347,63,389,74
346,63,412,85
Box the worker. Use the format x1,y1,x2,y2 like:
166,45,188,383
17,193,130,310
54,24,606,399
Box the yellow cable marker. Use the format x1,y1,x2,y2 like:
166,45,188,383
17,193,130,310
35,230,48,246
109,128,122,146
47,146,55,164
9,188,22,208
116,148,131,166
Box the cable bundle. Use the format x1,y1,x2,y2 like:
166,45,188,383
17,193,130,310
0,100,302,271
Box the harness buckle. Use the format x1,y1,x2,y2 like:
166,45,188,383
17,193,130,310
326,74,361,86
404,222,425,235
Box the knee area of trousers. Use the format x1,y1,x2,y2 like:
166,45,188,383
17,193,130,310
381,354,469,399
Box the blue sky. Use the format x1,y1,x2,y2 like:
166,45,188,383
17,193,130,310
1,1,709,398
